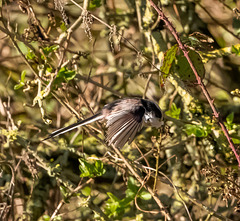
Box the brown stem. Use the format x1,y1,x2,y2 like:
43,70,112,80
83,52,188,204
148,0,240,167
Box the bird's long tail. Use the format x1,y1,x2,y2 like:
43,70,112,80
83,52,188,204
43,113,104,141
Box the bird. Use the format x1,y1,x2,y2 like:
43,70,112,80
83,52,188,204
43,98,164,148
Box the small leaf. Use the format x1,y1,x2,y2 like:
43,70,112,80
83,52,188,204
139,191,151,201
185,124,209,137
126,177,138,198
26,50,36,60
57,67,76,81
42,45,59,56
231,45,240,55
81,186,91,196
60,185,70,203
14,71,26,90
226,112,234,125
232,138,240,144
88,0,102,10
21,70,26,82
14,82,25,90
79,159,105,178
165,103,181,119
60,22,67,32
42,215,51,221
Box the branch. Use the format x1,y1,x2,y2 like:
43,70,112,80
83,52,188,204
148,0,240,167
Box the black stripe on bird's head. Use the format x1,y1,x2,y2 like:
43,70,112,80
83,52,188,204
140,99,163,119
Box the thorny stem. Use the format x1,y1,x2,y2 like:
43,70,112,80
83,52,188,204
148,0,240,167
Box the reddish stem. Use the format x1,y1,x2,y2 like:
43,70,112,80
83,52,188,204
148,0,240,167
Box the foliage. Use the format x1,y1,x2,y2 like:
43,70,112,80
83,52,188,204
79,158,106,178
165,103,181,119
0,0,240,220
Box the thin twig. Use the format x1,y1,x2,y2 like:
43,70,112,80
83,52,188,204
110,144,172,220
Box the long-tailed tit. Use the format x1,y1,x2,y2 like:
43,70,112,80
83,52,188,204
43,98,163,148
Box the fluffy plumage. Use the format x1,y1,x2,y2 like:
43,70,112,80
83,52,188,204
43,98,163,148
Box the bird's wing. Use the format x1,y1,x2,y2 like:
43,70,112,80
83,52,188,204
106,105,145,148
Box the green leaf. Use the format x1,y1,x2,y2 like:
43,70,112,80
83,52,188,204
88,0,102,10
60,22,67,32
231,45,240,55
42,215,51,221
79,159,105,178
81,186,91,196
226,112,234,125
105,177,151,219
57,67,76,81
105,193,120,217
42,45,59,56
185,124,209,137
105,192,128,218
26,50,36,60
165,103,181,119
14,82,25,90
139,191,151,201
52,67,76,88
14,71,26,90
126,177,138,198
161,44,178,78
60,185,70,203
174,50,205,82
232,138,240,144
94,160,106,176
21,70,26,82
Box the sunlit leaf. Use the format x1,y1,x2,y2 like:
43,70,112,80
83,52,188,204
26,50,36,60
161,44,178,78
79,159,105,178
165,103,181,119
185,124,209,137
14,70,26,90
